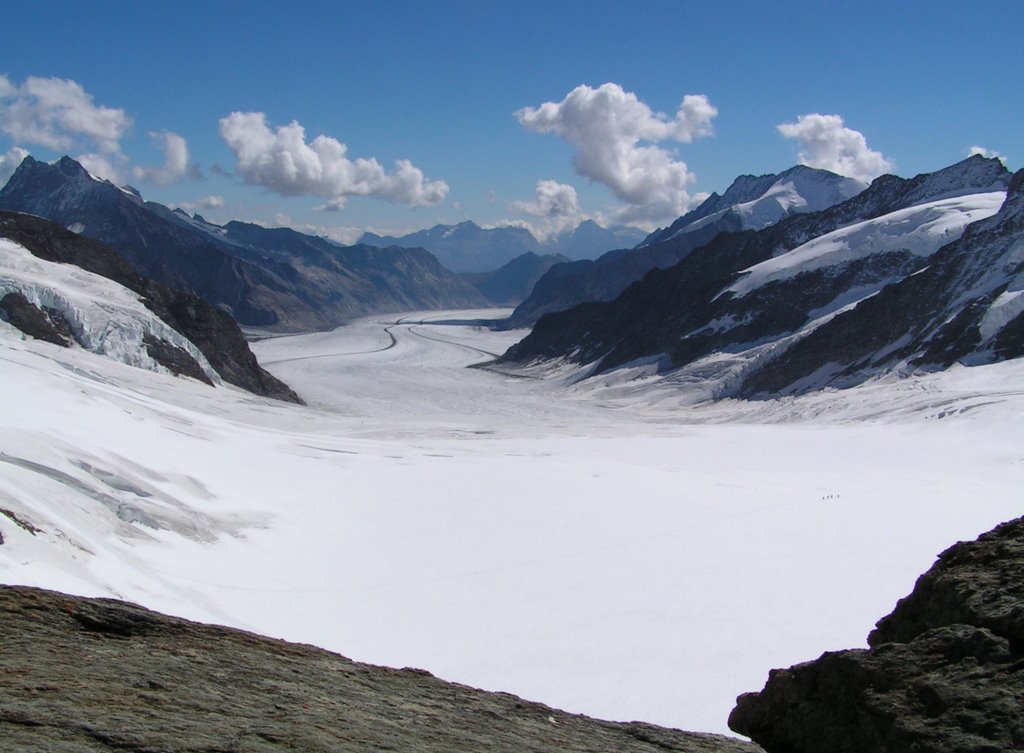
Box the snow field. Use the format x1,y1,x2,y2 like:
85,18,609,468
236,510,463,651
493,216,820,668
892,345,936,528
1,310,1022,735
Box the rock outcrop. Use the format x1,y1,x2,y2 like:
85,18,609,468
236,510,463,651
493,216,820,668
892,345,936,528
0,586,762,753
729,516,1024,752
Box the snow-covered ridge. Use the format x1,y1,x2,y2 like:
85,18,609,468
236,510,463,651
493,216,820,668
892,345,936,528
728,191,1006,296
0,238,220,383
672,167,867,240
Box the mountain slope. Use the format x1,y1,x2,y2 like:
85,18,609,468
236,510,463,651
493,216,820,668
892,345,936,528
506,166,867,327
0,157,486,330
461,251,570,304
0,211,300,402
738,168,1024,396
498,157,1016,397
362,221,543,273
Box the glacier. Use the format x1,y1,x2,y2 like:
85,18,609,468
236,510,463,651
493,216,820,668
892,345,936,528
1,306,1022,736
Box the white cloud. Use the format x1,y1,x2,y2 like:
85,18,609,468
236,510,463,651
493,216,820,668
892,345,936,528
0,75,131,154
510,180,580,217
968,145,1007,163
515,83,717,223
75,152,126,184
507,180,591,239
218,111,449,208
0,145,29,185
133,131,190,186
777,113,893,183
175,195,225,212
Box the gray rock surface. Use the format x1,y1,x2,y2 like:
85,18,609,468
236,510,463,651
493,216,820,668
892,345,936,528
729,516,1024,753
0,586,763,753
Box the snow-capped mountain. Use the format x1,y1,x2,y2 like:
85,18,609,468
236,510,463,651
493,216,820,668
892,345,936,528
0,210,300,402
506,166,866,328
361,220,644,274
642,166,866,247
0,157,487,330
498,156,1019,398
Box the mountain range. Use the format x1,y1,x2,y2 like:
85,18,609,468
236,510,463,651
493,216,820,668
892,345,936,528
499,155,1021,398
0,157,489,330
0,210,301,402
2,153,1021,404
506,166,868,328
360,220,646,273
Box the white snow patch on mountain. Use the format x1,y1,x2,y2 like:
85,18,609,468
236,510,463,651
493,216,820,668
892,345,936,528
0,237,220,382
674,170,866,239
729,192,1006,296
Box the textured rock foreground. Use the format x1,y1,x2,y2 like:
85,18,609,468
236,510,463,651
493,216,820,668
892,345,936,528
0,586,761,753
730,516,1024,752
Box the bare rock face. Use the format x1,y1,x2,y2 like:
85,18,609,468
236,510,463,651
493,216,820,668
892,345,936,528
729,517,1024,753
0,586,763,753
0,291,74,347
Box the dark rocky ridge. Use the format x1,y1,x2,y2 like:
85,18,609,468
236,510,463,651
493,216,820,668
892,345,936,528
729,516,1024,752
499,157,1016,397
0,211,301,403
0,585,762,753
0,157,487,330
505,166,864,328
738,166,1024,396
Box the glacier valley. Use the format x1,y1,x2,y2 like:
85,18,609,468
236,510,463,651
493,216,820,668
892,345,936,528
1,307,1022,735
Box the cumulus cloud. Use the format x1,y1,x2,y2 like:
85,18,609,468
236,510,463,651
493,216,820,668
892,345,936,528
510,180,580,217
0,145,29,185
76,152,126,184
218,111,448,208
777,113,893,183
516,83,717,222
968,145,1007,163
507,180,588,239
0,74,131,154
131,131,190,186
175,195,225,212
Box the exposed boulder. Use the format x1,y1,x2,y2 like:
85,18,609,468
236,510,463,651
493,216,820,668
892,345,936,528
0,585,763,753
729,517,1024,752
0,291,74,347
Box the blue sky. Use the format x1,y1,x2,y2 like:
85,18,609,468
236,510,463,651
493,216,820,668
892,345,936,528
2,0,1021,242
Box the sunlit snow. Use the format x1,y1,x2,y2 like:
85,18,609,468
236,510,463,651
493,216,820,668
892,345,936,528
729,192,1006,296
1,307,1022,736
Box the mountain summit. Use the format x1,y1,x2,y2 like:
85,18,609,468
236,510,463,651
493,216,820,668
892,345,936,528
506,166,866,327
499,156,1018,398
0,157,486,330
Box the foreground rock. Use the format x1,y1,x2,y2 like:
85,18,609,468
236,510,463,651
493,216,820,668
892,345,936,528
0,586,762,753
729,516,1024,752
